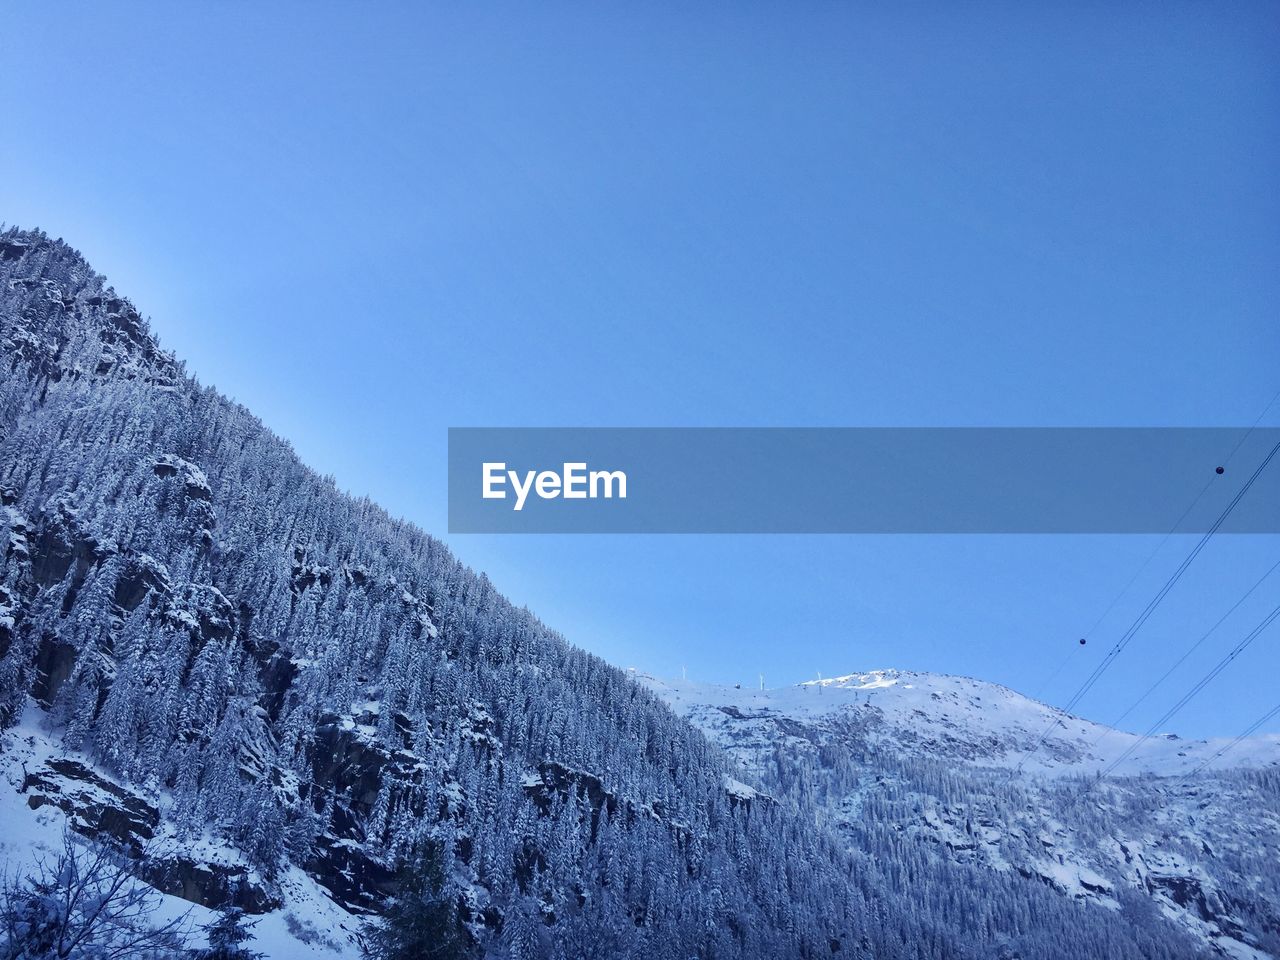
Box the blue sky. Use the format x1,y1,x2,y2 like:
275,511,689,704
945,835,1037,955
3,3,1278,736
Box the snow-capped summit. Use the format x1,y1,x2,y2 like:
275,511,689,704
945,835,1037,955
641,668,1280,777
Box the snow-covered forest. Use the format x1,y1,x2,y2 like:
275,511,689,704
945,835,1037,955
646,671,1280,960
0,228,1266,958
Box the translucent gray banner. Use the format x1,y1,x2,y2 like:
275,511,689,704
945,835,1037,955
447,428,1280,534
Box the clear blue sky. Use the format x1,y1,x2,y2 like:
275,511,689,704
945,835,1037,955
3,3,1278,737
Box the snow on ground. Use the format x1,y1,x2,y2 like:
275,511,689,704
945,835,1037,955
0,702,361,960
723,776,758,800
640,669,1280,777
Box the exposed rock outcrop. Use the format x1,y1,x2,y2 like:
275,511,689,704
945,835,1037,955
20,757,278,913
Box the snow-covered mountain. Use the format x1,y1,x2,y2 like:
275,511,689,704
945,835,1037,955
1,227,1273,959
643,670,1280,960
0,228,894,959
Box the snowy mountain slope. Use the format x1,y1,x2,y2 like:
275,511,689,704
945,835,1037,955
0,706,361,959
642,669,1280,777
0,227,1232,959
0,228,894,959
643,670,1280,959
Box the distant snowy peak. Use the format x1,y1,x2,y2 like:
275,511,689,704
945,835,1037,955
640,669,1280,778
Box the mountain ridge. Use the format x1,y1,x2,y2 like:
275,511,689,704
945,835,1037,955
1,226,1270,958
639,667,1280,777
0,226,877,958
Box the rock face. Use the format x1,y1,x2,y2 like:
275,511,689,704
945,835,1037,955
305,834,398,914
5,495,230,710
302,711,427,912
142,857,280,915
0,474,427,915
31,635,79,706
20,756,277,914
23,758,159,851
113,552,173,612
523,761,618,820
28,498,107,595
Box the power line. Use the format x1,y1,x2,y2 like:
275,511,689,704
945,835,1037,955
1179,699,1280,784
1220,384,1280,467
1016,438,1280,772
1096,598,1280,779
1072,395,1280,774
1029,472,1216,703
1096,556,1280,739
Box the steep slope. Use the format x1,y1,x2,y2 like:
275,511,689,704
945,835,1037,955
0,227,875,958
0,227,1216,959
643,670,1280,960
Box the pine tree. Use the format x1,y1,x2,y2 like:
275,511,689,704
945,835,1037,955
197,907,264,960
503,896,543,960
362,841,471,960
